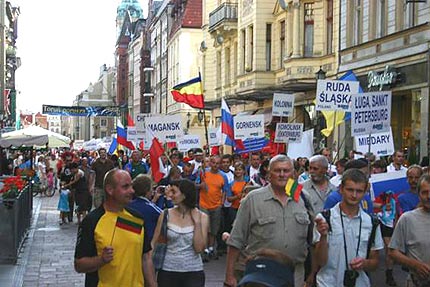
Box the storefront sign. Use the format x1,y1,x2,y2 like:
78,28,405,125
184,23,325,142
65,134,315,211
316,80,360,111
367,66,397,91
208,128,221,147
274,123,303,143
178,135,201,152
351,91,391,136
272,93,295,117
145,114,183,142
233,115,265,139
354,128,394,156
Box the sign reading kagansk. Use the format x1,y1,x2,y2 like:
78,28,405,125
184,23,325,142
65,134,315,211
274,123,303,143
272,93,295,117
354,128,394,156
233,115,265,139
145,114,183,142
351,91,391,136
178,135,201,152
316,80,360,111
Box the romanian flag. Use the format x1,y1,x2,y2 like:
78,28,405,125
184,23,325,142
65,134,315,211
115,216,142,234
285,178,303,202
171,74,204,109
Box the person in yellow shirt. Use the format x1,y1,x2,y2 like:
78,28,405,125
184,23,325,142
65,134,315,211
74,169,156,287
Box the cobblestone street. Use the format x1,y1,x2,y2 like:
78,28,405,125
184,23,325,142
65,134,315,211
0,193,226,287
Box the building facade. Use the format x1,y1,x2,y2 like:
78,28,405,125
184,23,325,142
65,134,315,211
339,0,430,163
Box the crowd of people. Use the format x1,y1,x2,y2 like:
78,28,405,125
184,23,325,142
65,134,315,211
1,146,429,287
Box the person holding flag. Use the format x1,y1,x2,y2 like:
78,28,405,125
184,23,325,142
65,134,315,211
225,154,313,287
74,169,156,287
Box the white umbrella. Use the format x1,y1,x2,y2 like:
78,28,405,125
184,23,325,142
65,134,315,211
0,125,71,148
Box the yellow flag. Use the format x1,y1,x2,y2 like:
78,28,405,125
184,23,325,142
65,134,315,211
320,110,345,137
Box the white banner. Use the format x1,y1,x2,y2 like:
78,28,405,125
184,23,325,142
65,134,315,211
127,126,138,141
178,135,201,152
316,80,360,111
208,127,221,147
287,129,314,159
135,113,152,131
272,93,295,117
351,91,391,136
274,123,303,143
145,114,183,142
233,115,265,140
354,128,394,157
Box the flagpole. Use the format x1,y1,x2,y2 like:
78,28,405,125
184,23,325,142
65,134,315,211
198,70,209,154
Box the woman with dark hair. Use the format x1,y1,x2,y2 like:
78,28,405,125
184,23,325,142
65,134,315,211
152,179,209,287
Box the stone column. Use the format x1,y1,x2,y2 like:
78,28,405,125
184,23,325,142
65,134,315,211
292,1,301,58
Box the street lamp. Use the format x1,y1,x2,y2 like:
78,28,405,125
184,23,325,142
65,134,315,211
315,66,326,80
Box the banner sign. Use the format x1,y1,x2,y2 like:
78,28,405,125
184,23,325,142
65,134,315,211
287,129,314,159
354,128,394,157
42,105,119,116
316,80,360,111
235,137,270,154
178,135,201,152
208,127,221,147
135,113,152,147
274,123,303,143
272,93,295,117
233,115,265,140
127,126,138,141
351,91,391,136
145,114,183,142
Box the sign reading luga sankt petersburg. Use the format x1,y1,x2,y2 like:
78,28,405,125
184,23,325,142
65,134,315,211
351,91,391,136
272,93,295,117
316,80,360,111
145,114,184,142
233,115,265,139
274,123,303,143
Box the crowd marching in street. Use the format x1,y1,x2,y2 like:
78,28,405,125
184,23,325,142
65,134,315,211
1,146,429,287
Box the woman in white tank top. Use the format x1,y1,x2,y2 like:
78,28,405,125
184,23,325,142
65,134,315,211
152,179,209,287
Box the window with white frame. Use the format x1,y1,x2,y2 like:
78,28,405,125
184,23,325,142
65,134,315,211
266,23,272,71
376,0,387,38
280,20,285,67
353,0,362,45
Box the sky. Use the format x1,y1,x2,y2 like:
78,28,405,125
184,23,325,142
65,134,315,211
13,0,147,114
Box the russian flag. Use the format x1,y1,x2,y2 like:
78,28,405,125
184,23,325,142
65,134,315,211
117,120,135,150
221,99,235,146
370,170,409,198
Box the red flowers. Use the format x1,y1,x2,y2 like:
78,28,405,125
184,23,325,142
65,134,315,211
1,176,27,199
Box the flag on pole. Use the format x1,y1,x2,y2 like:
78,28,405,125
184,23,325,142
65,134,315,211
116,120,135,150
108,136,118,154
285,178,303,202
149,137,165,183
171,74,204,109
221,99,235,146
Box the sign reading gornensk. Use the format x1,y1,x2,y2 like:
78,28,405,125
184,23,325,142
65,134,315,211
351,91,391,136
316,80,360,111
233,115,265,139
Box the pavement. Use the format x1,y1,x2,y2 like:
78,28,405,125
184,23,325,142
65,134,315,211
0,192,409,287
0,193,227,287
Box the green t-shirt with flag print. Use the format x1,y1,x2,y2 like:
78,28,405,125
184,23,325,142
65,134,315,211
75,206,151,287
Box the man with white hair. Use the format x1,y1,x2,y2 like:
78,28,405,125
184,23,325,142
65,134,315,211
302,155,336,213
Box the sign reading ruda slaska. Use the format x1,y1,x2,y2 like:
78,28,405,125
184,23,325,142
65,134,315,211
316,80,360,111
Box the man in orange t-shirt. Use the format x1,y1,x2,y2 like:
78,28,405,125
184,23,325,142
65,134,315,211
199,155,230,261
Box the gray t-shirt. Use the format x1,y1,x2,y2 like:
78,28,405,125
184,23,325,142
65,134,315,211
389,208,430,266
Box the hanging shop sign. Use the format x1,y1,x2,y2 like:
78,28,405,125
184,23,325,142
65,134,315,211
367,66,398,91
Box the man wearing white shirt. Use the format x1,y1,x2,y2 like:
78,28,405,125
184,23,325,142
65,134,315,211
313,168,383,287
247,153,261,179
387,150,407,172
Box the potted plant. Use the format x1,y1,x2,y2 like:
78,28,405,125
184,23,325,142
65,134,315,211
0,176,27,208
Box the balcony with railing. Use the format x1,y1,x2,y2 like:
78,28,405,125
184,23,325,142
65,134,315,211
208,3,238,32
